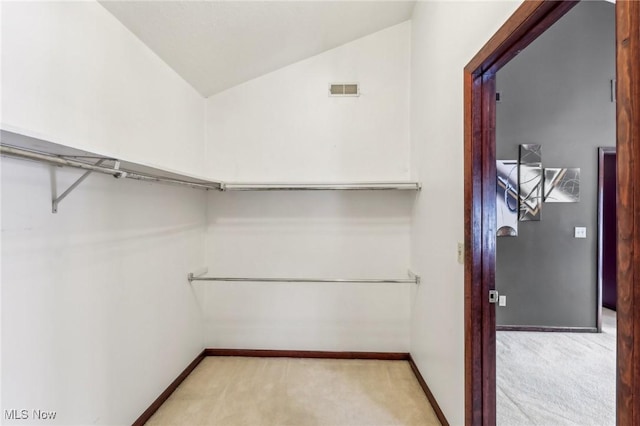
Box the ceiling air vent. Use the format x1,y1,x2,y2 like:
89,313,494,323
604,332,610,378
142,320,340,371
329,83,359,97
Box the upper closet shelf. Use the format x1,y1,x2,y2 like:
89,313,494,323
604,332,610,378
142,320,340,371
0,129,223,191
1,130,421,201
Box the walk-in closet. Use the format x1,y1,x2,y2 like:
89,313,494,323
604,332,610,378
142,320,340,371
1,1,526,424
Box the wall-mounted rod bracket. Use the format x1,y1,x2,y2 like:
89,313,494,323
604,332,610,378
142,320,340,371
52,158,107,213
408,269,421,285
187,267,210,283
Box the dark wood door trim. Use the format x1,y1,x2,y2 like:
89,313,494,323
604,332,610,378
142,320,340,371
464,70,490,426
616,1,640,425
598,146,617,327
465,1,580,77
464,1,585,425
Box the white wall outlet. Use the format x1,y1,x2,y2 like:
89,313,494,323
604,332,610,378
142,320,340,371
574,227,587,239
499,295,507,307
457,242,464,264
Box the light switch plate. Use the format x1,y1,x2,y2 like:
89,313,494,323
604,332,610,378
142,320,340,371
499,295,507,307
574,227,587,238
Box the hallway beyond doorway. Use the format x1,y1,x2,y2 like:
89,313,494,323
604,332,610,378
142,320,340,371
497,309,616,425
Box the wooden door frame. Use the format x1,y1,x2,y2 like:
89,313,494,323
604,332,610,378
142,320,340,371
464,1,640,425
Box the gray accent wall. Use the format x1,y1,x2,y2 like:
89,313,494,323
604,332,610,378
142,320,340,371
495,1,615,328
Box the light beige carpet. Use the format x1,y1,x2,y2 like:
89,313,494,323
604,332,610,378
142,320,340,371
145,357,441,426
497,309,616,425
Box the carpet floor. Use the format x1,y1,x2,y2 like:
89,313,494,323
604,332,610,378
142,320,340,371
145,357,441,426
497,309,616,426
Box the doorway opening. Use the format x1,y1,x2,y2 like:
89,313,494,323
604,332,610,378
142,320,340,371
492,2,616,423
464,1,640,425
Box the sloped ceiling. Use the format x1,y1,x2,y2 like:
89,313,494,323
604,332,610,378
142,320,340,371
99,1,415,97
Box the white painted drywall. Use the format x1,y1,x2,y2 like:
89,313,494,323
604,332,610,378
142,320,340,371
1,1,207,424
200,191,413,351
409,2,521,424
100,1,415,97
0,1,4,415
205,21,411,182
1,158,206,425
200,22,413,352
1,1,206,176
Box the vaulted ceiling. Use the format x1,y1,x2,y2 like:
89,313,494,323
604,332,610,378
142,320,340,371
100,1,416,97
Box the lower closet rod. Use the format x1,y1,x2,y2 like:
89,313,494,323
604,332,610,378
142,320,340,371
188,275,418,284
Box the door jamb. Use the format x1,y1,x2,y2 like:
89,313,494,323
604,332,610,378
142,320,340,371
464,1,640,425
598,146,616,327
614,1,640,424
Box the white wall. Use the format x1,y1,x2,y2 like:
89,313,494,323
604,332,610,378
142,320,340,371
409,2,521,424
205,21,411,182
1,1,207,424
200,191,413,351
1,159,206,425
1,1,206,176
201,22,414,351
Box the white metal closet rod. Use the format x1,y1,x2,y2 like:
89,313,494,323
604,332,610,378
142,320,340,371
222,182,421,191
188,275,419,284
0,145,221,191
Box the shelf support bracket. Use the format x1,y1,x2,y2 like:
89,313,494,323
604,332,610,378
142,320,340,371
52,159,106,213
